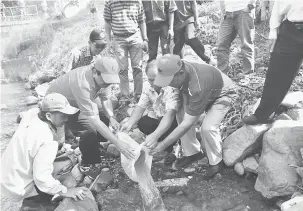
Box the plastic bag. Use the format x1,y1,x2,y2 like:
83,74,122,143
117,132,166,211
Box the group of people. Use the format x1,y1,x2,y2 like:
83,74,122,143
1,0,302,210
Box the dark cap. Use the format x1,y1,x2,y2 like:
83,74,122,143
89,29,106,48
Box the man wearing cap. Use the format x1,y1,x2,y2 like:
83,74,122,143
47,57,136,179
150,54,238,178
1,93,92,208
104,0,148,103
66,29,107,73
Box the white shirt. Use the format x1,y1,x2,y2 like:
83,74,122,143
224,0,256,12
269,0,303,39
0,108,66,200
137,84,180,119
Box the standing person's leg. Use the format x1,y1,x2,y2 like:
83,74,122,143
160,23,170,55
147,23,161,62
113,37,130,97
175,93,203,169
201,102,231,178
173,28,186,56
244,20,303,124
129,32,143,98
217,13,237,73
237,11,255,74
184,23,210,63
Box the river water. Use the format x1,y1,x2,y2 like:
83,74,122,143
1,82,33,154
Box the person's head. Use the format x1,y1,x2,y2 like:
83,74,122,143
40,93,79,127
91,57,120,88
154,54,186,89
89,29,107,56
145,60,158,87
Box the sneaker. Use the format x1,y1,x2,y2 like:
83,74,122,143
175,151,205,169
204,161,224,179
79,163,102,180
242,114,274,125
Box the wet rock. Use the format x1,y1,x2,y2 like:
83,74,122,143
26,96,38,106
287,108,303,123
107,144,120,157
255,120,303,199
164,172,176,177
234,162,245,176
223,124,270,166
243,157,259,174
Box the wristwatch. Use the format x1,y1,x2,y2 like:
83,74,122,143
247,4,255,10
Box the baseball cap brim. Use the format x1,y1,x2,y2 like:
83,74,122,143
154,75,174,87
101,73,120,84
59,105,79,115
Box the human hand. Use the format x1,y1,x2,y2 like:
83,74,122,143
63,187,89,201
109,116,120,131
120,121,132,132
117,141,136,160
149,142,166,156
268,29,278,53
168,28,174,39
71,48,81,62
143,133,159,150
142,40,148,52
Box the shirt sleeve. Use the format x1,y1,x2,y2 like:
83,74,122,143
164,87,180,112
269,0,290,37
138,0,146,23
103,1,112,21
33,140,66,195
137,87,151,109
70,84,99,116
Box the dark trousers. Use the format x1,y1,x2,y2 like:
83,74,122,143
147,21,170,62
254,20,303,120
66,112,109,165
137,115,178,153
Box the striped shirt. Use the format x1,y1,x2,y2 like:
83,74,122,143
104,0,145,36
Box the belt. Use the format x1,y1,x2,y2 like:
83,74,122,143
113,32,136,38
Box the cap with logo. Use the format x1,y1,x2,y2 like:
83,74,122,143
41,93,79,115
89,29,106,49
154,54,183,87
94,57,120,84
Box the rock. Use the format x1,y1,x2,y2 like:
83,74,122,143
243,157,259,174
256,67,266,73
281,92,303,108
90,172,114,193
107,144,120,157
24,82,32,90
164,172,175,177
223,124,270,166
287,109,303,123
179,203,200,211
255,120,303,199
26,96,38,106
83,176,93,186
234,162,245,176
156,178,190,188
176,191,183,195
0,104,8,110
71,164,84,184
214,173,222,180
102,168,110,172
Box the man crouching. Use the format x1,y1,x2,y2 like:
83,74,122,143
1,93,93,209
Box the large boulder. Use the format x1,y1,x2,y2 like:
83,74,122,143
223,124,270,166
287,108,303,123
255,120,303,199
281,92,303,108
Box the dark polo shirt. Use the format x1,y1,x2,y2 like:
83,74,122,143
181,60,238,116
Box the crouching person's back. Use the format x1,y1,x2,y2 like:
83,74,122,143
0,93,98,211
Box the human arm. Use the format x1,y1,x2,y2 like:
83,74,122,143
104,1,112,42
167,0,177,38
138,1,148,50
121,105,145,132
150,113,199,155
192,0,200,28
144,109,176,149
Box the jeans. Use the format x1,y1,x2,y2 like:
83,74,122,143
113,31,143,97
147,22,170,62
217,10,255,73
66,112,110,165
137,115,178,153
254,20,303,120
